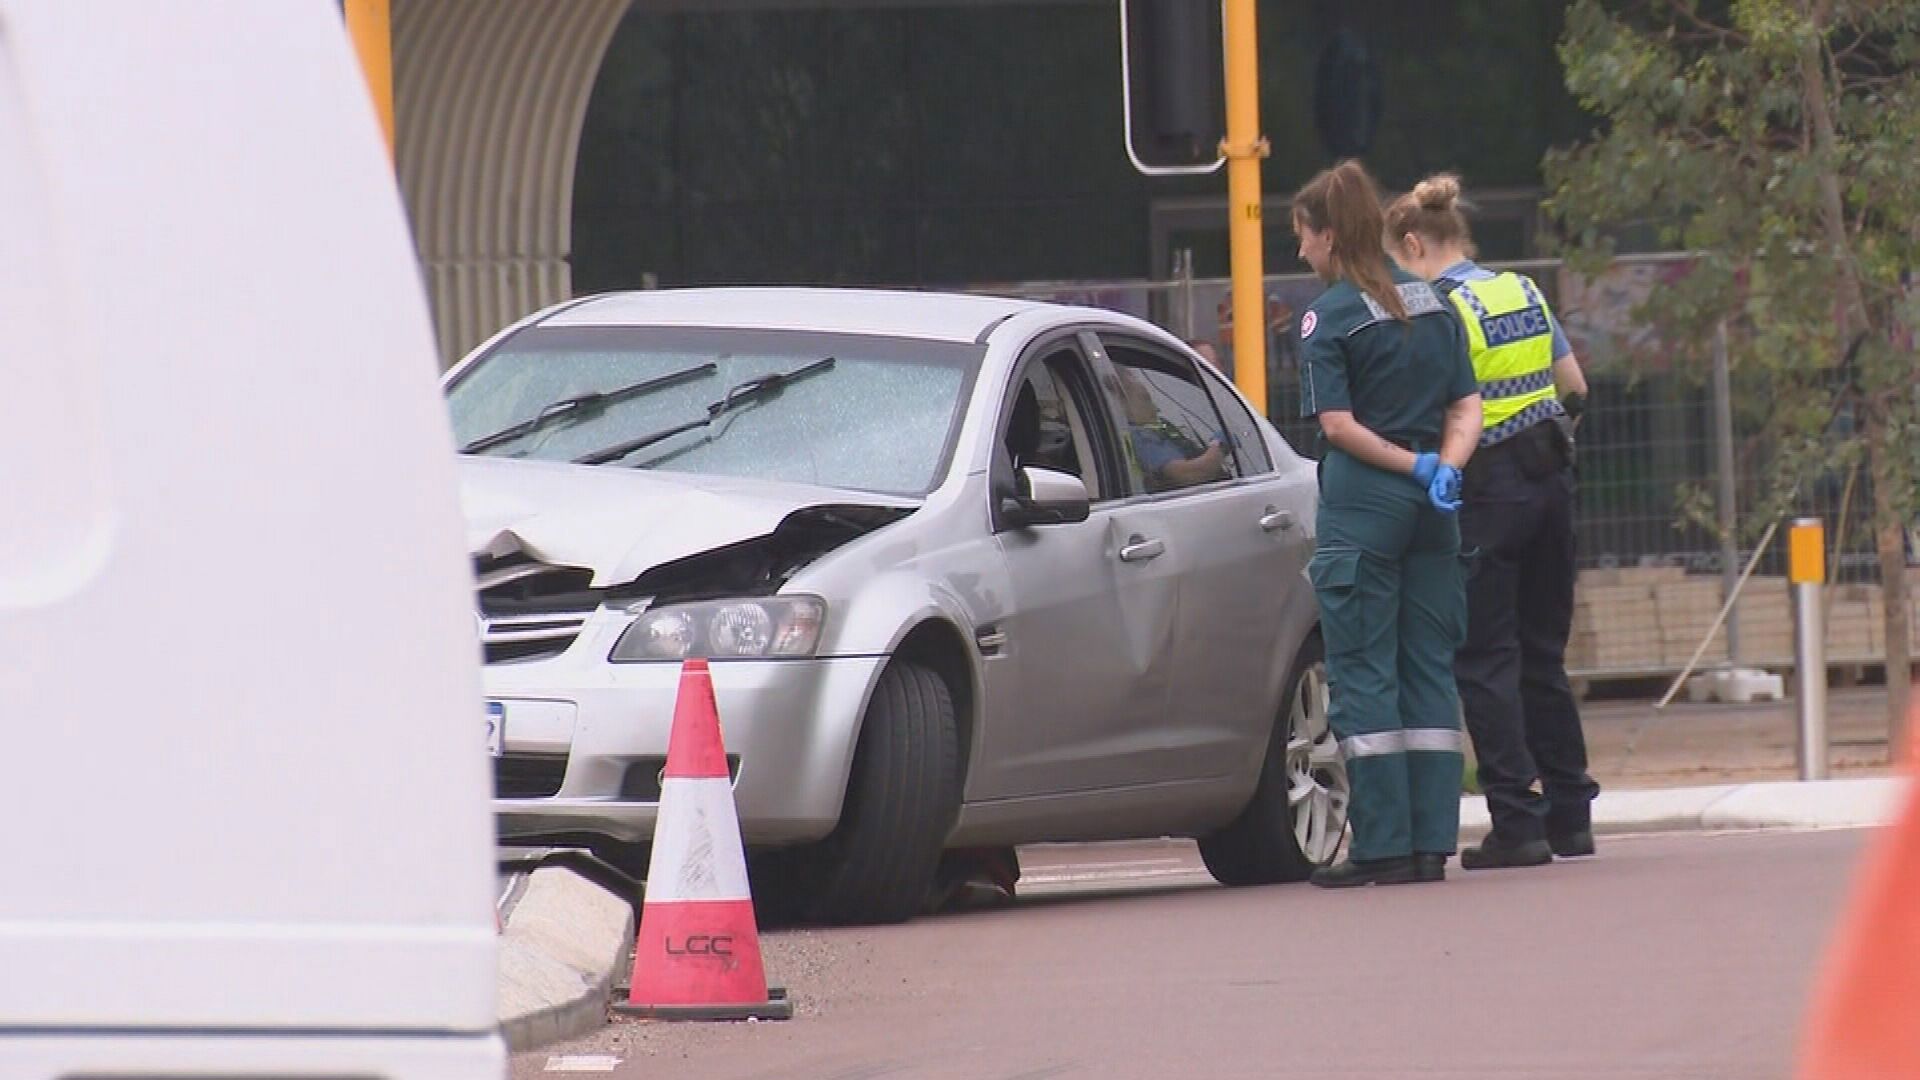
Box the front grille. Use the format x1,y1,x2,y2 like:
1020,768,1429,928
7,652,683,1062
495,754,568,799
481,611,592,664
475,555,600,664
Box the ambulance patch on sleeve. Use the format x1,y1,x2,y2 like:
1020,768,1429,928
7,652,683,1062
1300,310,1318,339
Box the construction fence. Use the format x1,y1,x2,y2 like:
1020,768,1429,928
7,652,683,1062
970,253,1920,681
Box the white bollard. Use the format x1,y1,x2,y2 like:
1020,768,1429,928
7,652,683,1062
1790,517,1829,781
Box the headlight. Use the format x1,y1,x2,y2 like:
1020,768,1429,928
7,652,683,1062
610,596,826,661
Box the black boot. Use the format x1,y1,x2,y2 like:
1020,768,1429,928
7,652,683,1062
1310,856,1417,888
1461,836,1553,870
1411,853,1448,882
1549,830,1596,858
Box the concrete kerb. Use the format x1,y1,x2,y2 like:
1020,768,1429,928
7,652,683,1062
497,866,634,1052
1700,776,1910,830
1457,777,1911,843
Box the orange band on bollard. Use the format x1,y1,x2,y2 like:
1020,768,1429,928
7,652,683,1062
1788,518,1825,585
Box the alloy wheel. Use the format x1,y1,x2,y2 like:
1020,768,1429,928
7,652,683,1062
1283,661,1348,864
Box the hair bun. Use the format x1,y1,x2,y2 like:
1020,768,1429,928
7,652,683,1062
1413,174,1462,212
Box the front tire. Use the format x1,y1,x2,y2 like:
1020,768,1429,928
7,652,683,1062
758,660,961,926
1198,633,1348,885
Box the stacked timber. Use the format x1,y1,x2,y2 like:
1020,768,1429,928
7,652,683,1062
1565,566,1920,672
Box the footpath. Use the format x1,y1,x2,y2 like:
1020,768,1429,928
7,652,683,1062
1580,685,1901,788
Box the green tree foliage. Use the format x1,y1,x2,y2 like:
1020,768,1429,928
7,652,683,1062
1546,0,1920,750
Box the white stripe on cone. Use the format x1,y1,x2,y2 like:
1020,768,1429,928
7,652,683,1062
643,776,752,903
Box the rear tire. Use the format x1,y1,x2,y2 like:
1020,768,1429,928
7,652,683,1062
755,660,961,926
1199,633,1348,885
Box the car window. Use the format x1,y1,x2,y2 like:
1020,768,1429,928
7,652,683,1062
1001,346,1107,502
1197,365,1274,476
445,326,982,497
1101,339,1238,495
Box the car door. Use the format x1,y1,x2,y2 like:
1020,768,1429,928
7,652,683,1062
1090,330,1312,780
967,333,1184,800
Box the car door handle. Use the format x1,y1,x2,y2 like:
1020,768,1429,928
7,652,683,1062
1118,536,1166,563
1259,509,1295,532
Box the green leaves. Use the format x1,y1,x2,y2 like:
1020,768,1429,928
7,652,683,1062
1552,1,1920,531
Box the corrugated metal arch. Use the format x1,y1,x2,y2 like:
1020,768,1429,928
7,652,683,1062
394,0,631,366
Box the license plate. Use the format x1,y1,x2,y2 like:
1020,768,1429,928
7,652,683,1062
486,700,506,757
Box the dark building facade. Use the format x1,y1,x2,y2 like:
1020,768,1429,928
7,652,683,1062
572,0,1592,293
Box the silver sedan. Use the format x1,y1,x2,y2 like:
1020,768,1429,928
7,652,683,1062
445,287,1343,924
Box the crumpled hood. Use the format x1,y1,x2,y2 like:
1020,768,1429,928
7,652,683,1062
458,456,917,587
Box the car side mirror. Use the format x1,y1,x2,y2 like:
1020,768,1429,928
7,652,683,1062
1002,466,1091,527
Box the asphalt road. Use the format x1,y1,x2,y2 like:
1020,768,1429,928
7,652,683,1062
513,829,1867,1079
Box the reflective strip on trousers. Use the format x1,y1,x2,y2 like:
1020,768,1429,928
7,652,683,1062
1404,728,1466,754
1339,731,1406,760
1341,729,1465,760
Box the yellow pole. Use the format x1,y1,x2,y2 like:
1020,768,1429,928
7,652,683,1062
343,0,395,157
1220,0,1268,415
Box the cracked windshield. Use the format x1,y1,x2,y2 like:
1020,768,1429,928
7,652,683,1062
448,327,982,495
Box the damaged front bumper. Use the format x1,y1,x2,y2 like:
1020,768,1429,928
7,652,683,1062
486,610,884,847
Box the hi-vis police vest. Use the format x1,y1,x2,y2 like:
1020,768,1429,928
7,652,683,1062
1442,272,1564,445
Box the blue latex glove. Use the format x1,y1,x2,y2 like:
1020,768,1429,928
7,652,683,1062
1429,464,1463,512
1410,452,1440,487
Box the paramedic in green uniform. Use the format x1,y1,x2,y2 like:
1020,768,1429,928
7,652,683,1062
1292,161,1484,888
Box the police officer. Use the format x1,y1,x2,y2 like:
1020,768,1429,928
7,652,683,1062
1293,161,1483,888
1387,174,1600,869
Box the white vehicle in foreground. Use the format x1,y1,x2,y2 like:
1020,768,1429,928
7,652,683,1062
0,3,501,1076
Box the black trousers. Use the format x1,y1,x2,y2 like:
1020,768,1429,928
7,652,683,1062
1456,426,1600,843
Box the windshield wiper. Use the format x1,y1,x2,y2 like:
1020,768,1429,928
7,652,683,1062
573,356,837,466
460,361,719,454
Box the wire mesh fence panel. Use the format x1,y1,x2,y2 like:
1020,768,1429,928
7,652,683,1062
966,252,1919,678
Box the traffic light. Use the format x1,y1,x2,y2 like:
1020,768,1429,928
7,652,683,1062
1120,0,1225,174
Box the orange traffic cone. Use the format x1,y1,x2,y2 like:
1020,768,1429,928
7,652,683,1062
1797,701,1920,1077
613,658,791,1021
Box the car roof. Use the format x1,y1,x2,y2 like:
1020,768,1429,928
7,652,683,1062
543,287,1050,345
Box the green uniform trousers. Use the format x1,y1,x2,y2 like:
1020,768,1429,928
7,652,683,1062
1309,450,1468,862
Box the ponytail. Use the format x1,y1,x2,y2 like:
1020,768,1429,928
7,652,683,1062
1292,160,1404,321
